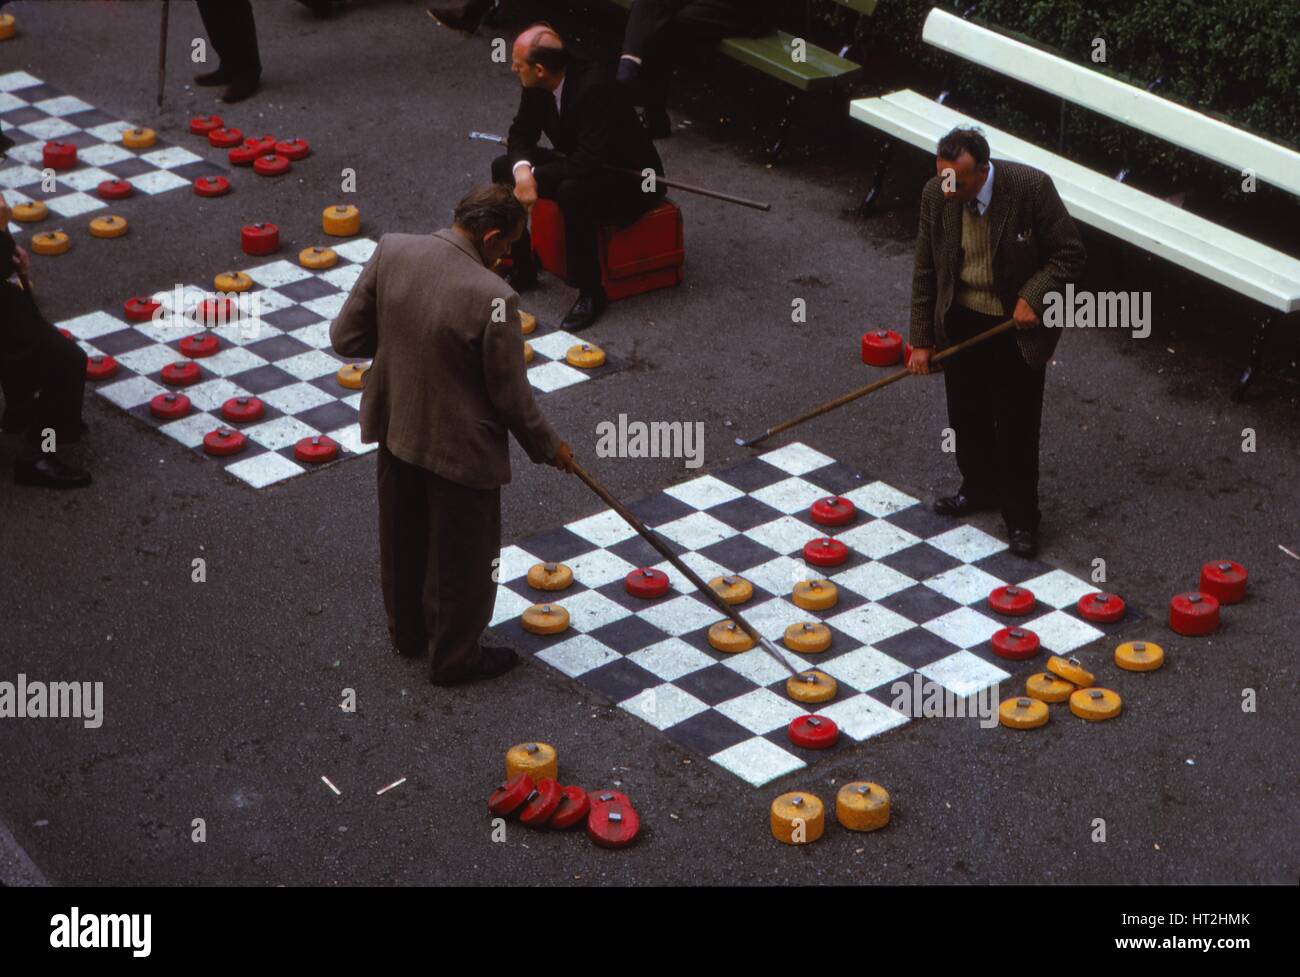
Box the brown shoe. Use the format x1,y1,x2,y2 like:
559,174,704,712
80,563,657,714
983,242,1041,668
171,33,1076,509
220,74,261,104
430,645,518,686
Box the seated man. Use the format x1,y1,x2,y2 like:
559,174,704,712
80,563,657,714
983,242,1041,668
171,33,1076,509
492,23,665,331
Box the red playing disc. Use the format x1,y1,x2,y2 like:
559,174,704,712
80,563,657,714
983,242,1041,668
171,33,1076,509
625,567,670,598
588,790,633,809
194,297,236,327
179,333,221,358
803,537,849,567
275,138,310,160
207,126,243,148
241,222,279,255
202,427,246,457
149,391,191,420
59,328,73,339
1199,560,1247,604
85,354,119,381
228,144,260,166
810,496,856,527
1169,591,1220,636
193,176,231,197
991,626,1041,660
1077,592,1125,623
548,786,590,830
586,801,640,849
96,178,134,200
42,141,77,170
244,135,277,154
788,714,840,749
904,342,914,366
294,435,339,463
188,114,223,135
988,584,1036,616
253,153,292,176
487,774,535,817
518,779,564,827
220,396,265,423
161,360,201,386
861,328,903,367
123,296,161,322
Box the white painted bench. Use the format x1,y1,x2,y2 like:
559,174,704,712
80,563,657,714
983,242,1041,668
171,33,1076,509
850,7,1300,397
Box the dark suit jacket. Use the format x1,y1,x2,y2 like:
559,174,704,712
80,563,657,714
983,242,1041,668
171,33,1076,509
910,159,1086,368
329,230,561,490
506,60,664,200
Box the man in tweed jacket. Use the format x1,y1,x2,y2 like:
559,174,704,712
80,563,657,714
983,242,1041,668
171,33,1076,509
908,126,1085,557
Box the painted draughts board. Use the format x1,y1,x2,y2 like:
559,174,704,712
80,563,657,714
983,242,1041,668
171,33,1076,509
491,442,1145,787
56,237,620,488
1,70,225,234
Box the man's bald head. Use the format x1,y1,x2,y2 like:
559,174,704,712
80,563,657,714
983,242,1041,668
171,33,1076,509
511,22,569,90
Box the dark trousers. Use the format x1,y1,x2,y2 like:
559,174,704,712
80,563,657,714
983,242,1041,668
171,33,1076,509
491,151,661,291
0,282,87,460
377,445,502,681
941,303,1047,532
623,0,770,107
196,0,262,79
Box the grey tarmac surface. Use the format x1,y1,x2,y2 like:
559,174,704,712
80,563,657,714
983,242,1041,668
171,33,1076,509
0,1,1297,886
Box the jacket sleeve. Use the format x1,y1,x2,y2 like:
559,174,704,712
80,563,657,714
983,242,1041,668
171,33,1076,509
507,91,544,167
481,293,562,464
330,236,383,358
1018,172,1086,315
909,179,940,349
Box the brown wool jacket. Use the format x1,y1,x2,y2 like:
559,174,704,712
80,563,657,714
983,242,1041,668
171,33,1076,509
910,159,1086,368
330,230,561,489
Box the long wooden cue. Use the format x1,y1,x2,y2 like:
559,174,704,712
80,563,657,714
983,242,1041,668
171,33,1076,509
157,1,170,110
468,132,772,212
736,318,1017,448
570,460,802,678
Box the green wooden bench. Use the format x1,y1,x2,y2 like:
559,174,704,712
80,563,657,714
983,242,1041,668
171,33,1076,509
597,0,876,159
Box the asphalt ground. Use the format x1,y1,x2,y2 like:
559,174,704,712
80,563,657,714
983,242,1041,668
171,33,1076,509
0,1,1297,886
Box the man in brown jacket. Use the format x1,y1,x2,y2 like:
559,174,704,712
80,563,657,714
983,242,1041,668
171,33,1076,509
908,127,1085,558
331,185,574,685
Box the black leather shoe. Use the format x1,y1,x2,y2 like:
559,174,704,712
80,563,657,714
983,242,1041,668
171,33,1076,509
933,492,993,518
561,290,607,332
220,74,262,104
505,261,538,293
14,456,92,489
426,1,489,33
430,645,519,686
194,67,231,87
1008,529,1038,559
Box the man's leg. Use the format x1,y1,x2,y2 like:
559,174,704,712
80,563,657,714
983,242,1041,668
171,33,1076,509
426,471,508,683
994,348,1047,534
377,446,432,657
196,0,262,101
491,149,563,288
11,325,91,488
941,305,1000,505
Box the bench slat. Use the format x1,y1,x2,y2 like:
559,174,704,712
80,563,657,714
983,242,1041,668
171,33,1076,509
922,8,1300,197
850,91,1300,313
719,31,862,92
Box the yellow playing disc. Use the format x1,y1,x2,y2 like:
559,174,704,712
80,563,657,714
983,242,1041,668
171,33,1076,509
12,200,48,222
214,270,253,293
792,579,837,611
786,670,837,704
299,245,337,269
505,741,558,783
836,782,890,832
708,575,753,606
336,362,370,390
565,343,606,369
1047,655,1095,688
0,13,16,41
999,696,1049,729
783,621,831,653
31,231,69,255
521,603,569,635
322,204,360,236
519,310,536,335
1069,687,1122,721
122,127,156,149
707,620,754,653
88,215,128,238
771,792,825,845
1025,672,1074,703
526,562,572,591
523,340,534,364
1115,640,1164,672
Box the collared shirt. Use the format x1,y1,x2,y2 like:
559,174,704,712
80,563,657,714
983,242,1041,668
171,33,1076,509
969,160,995,216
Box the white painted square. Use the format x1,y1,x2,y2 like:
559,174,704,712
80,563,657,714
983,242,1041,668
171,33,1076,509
96,375,165,409
259,380,334,414
928,524,1007,562
287,320,334,350
276,349,339,381
757,441,834,476
327,424,375,455
565,508,638,548
841,480,920,517
826,602,915,646
183,378,248,412
743,597,810,641
302,293,347,320
626,638,716,682
1018,569,1095,608
83,121,135,143
831,560,917,600
527,360,588,393
923,606,1002,649
636,594,719,637
490,586,534,627
526,329,582,361
77,143,133,167
710,737,804,788
5,142,45,166
0,71,43,92
834,518,921,559
925,563,1006,605
32,95,94,116
0,92,24,113
225,452,305,489
749,476,831,515
620,684,709,730
139,146,204,169
56,166,115,192
919,651,1010,697
19,117,78,139
652,510,736,549
319,263,363,292
822,646,913,693
566,548,638,589
116,343,184,377
1024,609,1105,655
342,392,363,410
743,556,810,598
747,515,819,556
559,589,631,632
57,310,128,340
158,411,219,449
649,550,732,595
535,634,620,678
716,687,807,734
210,319,280,347
720,647,808,687
818,694,911,741
0,164,44,188
202,346,271,378
664,473,744,510
244,414,317,451
332,238,377,263
128,169,191,194
247,260,314,288
247,288,297,314
45,191,105,217
495,545,535,583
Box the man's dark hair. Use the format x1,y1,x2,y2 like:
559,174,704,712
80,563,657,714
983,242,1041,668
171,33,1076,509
454,184,526,239
522,22,570,72
936,126,990,167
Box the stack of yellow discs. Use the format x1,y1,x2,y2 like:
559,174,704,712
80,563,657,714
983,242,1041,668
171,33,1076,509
1069,687,1122,721
505,741,558,783
999,696,1049,729
1115,640,1164,672
322,204,360,236
300,246,337,269
836,782,890,831
526,562,572,591
521,603,569,635
708,575,753,605
1047,655,1095,688
786,670,837,704
122,127,156,149
792,579,838,610
214,270,253,293
12,201,48,222
1025,672,1074,703
31,231,69,255
89,215,128,238
783,621,831,653
707,620,753,653
770,792,824,844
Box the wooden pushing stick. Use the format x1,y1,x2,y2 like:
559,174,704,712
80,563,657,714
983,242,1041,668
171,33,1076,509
736,318,1017,448
156,1,170,110
570,460,800,677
